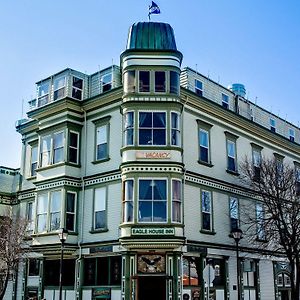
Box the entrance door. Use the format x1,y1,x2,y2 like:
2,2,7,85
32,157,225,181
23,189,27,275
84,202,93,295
138,276,166,300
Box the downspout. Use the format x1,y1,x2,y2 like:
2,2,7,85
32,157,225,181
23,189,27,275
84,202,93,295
76,107,87,299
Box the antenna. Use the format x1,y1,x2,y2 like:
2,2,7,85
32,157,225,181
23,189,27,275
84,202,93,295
255,97,257,105
195,64,198,74
207,70,210,79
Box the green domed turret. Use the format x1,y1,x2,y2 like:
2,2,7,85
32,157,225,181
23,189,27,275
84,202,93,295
126,22,178,51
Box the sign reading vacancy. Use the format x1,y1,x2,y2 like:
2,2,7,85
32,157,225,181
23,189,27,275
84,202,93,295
131,227,175,235
136,151,171,159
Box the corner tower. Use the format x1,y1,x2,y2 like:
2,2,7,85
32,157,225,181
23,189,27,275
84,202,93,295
119,22,185,300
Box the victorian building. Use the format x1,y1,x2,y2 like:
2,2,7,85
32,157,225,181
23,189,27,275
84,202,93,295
1,21,298,300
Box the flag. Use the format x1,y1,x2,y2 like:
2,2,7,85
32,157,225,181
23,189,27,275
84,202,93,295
148,1,160,19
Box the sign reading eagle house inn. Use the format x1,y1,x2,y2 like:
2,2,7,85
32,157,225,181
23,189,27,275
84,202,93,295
136,151,171,159
131,227,175,235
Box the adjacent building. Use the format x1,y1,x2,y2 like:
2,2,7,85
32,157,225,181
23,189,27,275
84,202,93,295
1,21,298,300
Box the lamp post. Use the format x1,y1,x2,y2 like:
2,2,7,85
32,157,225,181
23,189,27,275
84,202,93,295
230,228,243,300
58,228,68,300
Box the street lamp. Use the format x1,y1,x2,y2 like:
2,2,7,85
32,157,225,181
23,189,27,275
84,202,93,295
58,228,68,300
230,228,243,300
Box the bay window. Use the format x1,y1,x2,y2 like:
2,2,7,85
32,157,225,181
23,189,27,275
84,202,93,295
50,191,61,231
37,193,48,233
40,136,51,167
69,131,79,164
124,70,135,93
138,112,166,145
138,179,167,222
170,71,179,94
53,132,64,164
66,192,76,231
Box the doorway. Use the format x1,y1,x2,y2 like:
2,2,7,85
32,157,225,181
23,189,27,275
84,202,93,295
138,276,166,300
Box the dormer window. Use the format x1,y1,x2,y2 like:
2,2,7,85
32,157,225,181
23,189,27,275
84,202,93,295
72,76,83,100
155,71,166,92
195,79,203,97
38,82,50,107
222,93,229,109
53,76,66,101
289,128,295,142
270,118,276,133
102,73,112,92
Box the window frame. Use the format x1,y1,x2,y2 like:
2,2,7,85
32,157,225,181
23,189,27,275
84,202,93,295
171,179,182,223
26,201,34,234
171,112,181,147
93,186,108,231
138,178,168,223
71,76,84,100
124,70,136,94
53,75,66,101
138,70,151,93
65,191,77,232
68,131,80,165
123,111,134,146
101,73,113,93
93,117,111,163
30,144,38,177
154,71,166,93
53,131,65,164
229,196,239,231
200,189,213,232
270,118,276,133
122,179,134,223
170,71,179,95
256,202,266,241
251,143,263,181
197,120,213,166
138,111,167,146
225,132,239,174
222,93,229,109
195,79,203,97
37,81,50,107
289,128,295,142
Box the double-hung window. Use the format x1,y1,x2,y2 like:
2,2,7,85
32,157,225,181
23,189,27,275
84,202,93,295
94,187,107,230
123,180,134,223
30,145,38,176
53,132,64,164
69,131,79,164
172,180,182,223
37,81,50,107
50,191,61,231
139,112,166,145
199,129,209,163
222,93,229,109
138,179,167,223
171,112,181,146
155,71,166,92
251,144,262,181
201,190,212,231
256,203,265,240
195,79,203,97
101,73,112,92
66,192,76,231
53,76,66,101
270,118,276,133
225,132,238,173
139,71,150,92
96,125,108,161
289,128,295,142
229,197,239,230
124,112,134,146
40,136,51,167
72,76,83,100
26,202,34,233
37,193,48,233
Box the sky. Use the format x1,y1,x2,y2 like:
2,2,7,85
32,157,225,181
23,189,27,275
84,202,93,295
0,0,299,168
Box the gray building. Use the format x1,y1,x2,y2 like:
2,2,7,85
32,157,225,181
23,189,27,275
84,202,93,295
1,21,298,300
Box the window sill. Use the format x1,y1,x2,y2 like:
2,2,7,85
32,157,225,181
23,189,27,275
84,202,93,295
198,160,214,168
92,157,110,164
36,162,65,172
27,175,37,181
200,229,216,235
89,228,109,234
226,169,240,176
65,162,81,168
32,231,78,237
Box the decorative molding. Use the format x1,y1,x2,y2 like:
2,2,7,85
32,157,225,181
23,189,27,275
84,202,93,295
19,192,36,200
121,166,183,174
85,174,121,187
184,174,258,199
36,179,81,191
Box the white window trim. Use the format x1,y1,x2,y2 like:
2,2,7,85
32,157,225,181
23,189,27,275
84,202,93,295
171,179,182,223
66,191,77,232
53,75,66,101
170,111,181,147
93,186,107,231
71,76,84,100
195,79,203,96
123,111,135,146
122,179,135,224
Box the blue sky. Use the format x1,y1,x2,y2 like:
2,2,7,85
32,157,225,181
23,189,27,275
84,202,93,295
1,0,299,168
